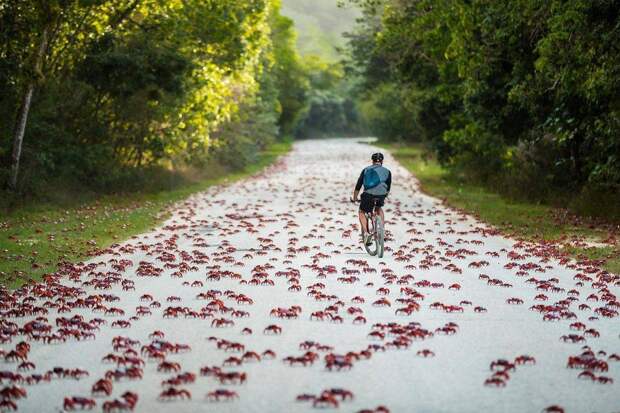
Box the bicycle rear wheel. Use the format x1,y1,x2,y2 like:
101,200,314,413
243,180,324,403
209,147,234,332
364,214,378,256
375,215,384,258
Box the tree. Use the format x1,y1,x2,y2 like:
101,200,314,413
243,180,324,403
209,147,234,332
1,0,312,194
7,0,56,190
4,0,145,189
346,0,620,196
268,0,309,135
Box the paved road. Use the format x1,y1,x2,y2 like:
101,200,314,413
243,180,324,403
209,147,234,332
2,138,619,413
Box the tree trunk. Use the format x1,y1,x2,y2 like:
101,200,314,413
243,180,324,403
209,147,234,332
7,25,50,191
8,86,35,190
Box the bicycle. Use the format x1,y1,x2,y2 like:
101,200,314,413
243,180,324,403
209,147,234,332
351,198,385,258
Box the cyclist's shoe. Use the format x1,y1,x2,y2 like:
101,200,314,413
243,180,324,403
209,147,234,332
364,233,373,246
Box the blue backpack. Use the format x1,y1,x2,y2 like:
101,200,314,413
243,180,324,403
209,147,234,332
363,167,381,189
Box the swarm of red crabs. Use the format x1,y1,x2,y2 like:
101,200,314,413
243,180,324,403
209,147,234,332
0,144,618,412
483,355,536,388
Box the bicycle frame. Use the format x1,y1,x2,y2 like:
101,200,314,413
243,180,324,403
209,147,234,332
352,198,385,258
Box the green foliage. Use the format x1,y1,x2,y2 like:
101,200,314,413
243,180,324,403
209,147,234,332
294,56,362,138
346,0,620,200
78,35,190,99
277,0,366,139
268,4,309,135
0,0,305,196
358,83,414,142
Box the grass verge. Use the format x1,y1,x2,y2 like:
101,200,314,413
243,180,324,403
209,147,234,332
379,143,620,274
0,139,292,288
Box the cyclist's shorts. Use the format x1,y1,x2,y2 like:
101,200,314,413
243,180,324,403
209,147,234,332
360,192,386,213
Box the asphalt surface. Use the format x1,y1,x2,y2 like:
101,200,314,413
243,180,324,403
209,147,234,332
2,138,619,413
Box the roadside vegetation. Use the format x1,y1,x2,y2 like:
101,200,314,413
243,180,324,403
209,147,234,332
1,1,304,198
279,0,364,139
1,1,362,204
0,139,291,289
344,1,620,219
382,143,619,274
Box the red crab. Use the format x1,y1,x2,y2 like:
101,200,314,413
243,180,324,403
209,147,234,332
159,387,191,400
63,397,96,411
296,394,316,402
484,378,506,387
323,388,354,401
242,351,261,362
211,318,234,328
199,365,221,376
206,389,238,401
0,399,17,411
264,325,282,335
217,371,247,384
102,392,137,412
157,361,181,373
92,378,113,396
313,394,339,408
514,355,536,365
0,385,26,400
17,361,35,371
353,316,367,324
373,298,391,307
149,331,165,339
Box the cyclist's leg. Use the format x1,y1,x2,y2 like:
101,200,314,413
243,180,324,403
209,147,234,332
359,193,373,236
374,195,386,223
358,210,369,234
376,207,384,223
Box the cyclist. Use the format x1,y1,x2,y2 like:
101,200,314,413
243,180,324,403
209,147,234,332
352,152,391,245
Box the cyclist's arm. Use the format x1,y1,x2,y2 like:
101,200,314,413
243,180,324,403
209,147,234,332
386,171,392,194
353,170,364,200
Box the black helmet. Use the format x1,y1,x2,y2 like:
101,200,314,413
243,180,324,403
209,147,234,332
371,152,384,162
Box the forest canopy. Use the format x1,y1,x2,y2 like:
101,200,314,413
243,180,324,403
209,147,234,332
0,0,312,194
344,0,620,200
6,0,616,205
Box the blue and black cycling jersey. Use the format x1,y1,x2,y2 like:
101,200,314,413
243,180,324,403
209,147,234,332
355,165,391,196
